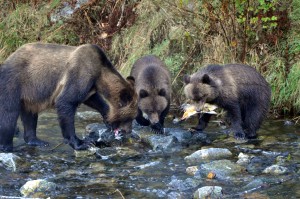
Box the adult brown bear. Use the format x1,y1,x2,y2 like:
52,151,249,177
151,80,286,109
183,64,271,139
0,43,138,152
130,55,171,133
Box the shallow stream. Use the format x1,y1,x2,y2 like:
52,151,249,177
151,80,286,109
0,106,299,198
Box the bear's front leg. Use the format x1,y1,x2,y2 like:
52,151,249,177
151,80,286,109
56,103,90,150
226,105,246,139
195,113,212,131
135,109,151,126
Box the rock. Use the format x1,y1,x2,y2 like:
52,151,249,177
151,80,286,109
242,192,271,199
0,153,21,171
246,156,273,175
84,123,126,147
184,148,232,164
134,161,160,170
262,165,288,175
196,160,245,180
236,152,252,166
284,120,294,126
89,162,106,173
167,191,183,199
147,135,178,151
168,176,201,191
50,0,90,23
194,186,223,199
166,128,192,144
20,179,56,197
260,136,279,146
242,178,265,191
76,111,100,120
74,147,99,158
186,166,198,176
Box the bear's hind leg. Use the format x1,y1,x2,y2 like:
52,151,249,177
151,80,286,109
0,93,20,152
0,124,16,152
242,105,262,139
20,107,49,147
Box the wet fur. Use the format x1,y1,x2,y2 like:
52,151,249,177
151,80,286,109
184,64,271,139
130,55,171,133
0,42,137,152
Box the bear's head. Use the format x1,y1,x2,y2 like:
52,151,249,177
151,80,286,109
183,73,220,108
138,87,168,129
104,76,138,134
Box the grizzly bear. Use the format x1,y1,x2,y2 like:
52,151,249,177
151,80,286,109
130,55,171,133
0,42,138,152
183,64,271,139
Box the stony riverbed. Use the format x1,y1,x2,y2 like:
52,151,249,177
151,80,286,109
0,107,299,198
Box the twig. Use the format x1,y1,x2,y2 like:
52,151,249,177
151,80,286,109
114,189,125,199
49,142,64,151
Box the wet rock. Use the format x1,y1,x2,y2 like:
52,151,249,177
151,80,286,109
196,160,245,180
246,156,273,175
243,192,271,199
84,123,129,147
186,166,198,176
260,136,279,146
89,162,106,173
262,165,288,175
284,120,294,126
50,0,90,23
20,179,56,197
236,152,253,166
166,128,192,144
0,153,21,171
74,147,99,158
242,178,265,191
184,148,232,164
275,155,289,166
167,191,183,199
56,169,86,179
76,111,100,120
168,176,201,191
135,161,160,170
147,135,178,151
193,186,223,199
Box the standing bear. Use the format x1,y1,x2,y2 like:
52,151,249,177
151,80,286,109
130,55,171,133
0,42,138,152
183,64,271,139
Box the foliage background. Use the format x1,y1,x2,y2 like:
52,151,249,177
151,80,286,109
0,0,299,119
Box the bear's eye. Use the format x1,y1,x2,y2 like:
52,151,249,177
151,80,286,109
139,89,148,98
158,88,166,97
120,89,132,107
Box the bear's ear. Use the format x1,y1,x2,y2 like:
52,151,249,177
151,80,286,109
158,88,166,97
139,89,149,98
183,75,191,84
119,89,133,107
126,76,135,86
201,74,211,84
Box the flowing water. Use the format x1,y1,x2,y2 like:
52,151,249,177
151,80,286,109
0,106,299,198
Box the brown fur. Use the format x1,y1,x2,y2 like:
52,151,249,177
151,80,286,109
184,64,271,139
0,42,137,151
130,55,171,133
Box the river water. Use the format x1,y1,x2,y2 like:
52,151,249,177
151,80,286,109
0,106,299,198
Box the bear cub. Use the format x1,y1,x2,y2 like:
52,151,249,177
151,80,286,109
184,64,271,139
130,55,171,133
